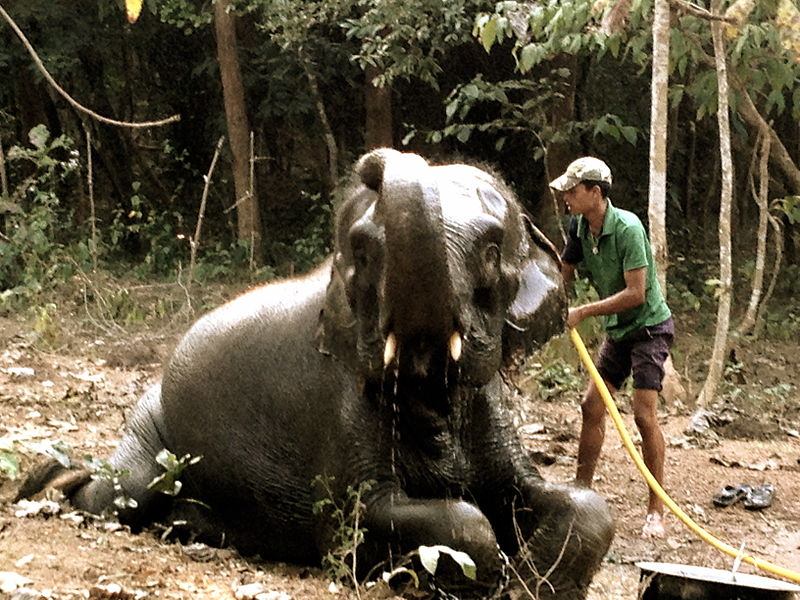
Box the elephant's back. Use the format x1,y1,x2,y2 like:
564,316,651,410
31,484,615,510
158,259,351,561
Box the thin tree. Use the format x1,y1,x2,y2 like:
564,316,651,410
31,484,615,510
298,47,339,189
364,65,393,150
696,0,734,407
648,0,669,294
754,209,784,338
737,131,770,336
214,0,263,262
648,0,685,404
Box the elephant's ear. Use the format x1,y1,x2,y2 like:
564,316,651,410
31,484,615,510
503,217,567,366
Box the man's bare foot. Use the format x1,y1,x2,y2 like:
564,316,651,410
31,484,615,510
642,512,666,538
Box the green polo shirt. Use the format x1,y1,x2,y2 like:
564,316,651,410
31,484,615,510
562,199,671,340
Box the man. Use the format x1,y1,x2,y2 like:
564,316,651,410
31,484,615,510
550,157,674,538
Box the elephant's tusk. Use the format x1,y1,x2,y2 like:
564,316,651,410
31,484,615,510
449,332,462,362
383,332,397,367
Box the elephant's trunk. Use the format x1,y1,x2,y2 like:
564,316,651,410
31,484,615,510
376,152,456,353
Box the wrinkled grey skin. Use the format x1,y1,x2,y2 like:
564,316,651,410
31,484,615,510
26,150,613,598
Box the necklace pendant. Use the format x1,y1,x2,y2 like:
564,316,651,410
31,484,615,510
592,246,599,255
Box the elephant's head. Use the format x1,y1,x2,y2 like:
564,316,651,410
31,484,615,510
318,148,566,389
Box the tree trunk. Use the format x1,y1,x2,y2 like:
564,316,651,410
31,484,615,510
300,47,339,190
541,54,579,245
648,0,670,294
697,0,733,407
649,0,686,406
754,213,784,338
737,131,770,336
0,140,8,236
732,75,800,194
214,0,262,260
364,66,393,150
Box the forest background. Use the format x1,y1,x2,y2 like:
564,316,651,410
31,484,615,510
0,0,799,401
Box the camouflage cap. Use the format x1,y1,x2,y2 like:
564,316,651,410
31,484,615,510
549,157,613,191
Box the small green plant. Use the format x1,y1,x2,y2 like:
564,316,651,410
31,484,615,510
84,456,138,511
29,302,61,347
764,383,794,401
292,196,331,272
418,544,477,581
762,307,800,341
312,476,373,589
1,436,72,481
724,357,744,379
530,360,582,401
0,438,20,479
147,449,202,496
0,124,79,303
107,182,186,278
25,439,72,468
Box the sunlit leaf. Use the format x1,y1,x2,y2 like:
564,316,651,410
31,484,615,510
776,0,800,62
28,124,50,151
723,0,755,39
456,126,472,143
126,0,143,24
481,17,498,53
418,545,477,580
519,43,543,72
0,451,20,479
25,440,72,468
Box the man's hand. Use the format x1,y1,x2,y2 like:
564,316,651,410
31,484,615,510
567,307,584,329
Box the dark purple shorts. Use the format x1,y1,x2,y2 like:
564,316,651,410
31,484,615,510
596,317,674,391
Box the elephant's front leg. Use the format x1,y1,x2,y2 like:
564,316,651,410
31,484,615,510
507,481,614,600
365,494,507,598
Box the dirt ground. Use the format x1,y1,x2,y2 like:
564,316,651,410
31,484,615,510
0,289,799,600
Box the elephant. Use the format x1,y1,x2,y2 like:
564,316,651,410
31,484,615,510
21,149,613,599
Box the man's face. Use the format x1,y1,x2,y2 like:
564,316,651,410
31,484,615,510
562,182,598,215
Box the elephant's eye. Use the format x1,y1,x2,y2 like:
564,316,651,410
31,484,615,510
481,243,501,282
351,234,378,272
348,219,382,271
352,241,368,268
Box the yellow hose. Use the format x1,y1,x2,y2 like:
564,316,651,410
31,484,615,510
569,327,800,583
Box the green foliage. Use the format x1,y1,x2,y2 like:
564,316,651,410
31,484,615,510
24,439,72,468
343,0,484,88
529,360,582,401
154,0,213,33
474,0,800,121
28,302,62,347
312,476,373,585
1,437,73,480
0,439,20,479
107,182,188,279
474,1,616,73
292,196,332,272
147,448,202,496
84,456,138,511
418,545,477,581
773,195,800,224
763,382,794,401
0,125,80,303
239,0,483,98
427,73,639,155
762,305,800,341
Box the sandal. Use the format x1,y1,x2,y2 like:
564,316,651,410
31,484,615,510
712,484,751,507
743,484,775,510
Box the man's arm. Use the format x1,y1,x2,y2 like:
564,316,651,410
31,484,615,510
566,266,647,329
